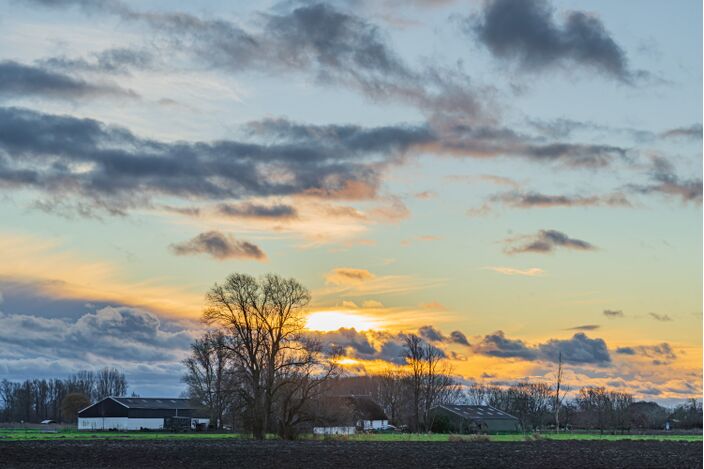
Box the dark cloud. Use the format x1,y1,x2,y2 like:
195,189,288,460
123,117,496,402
418,325,445,342
504,229,596,254
472,191,630,214
0,107,392,214
0,305,195,395
23,1,485,120
660,124,702,140
629,156,702,205
566,324,600,331
603,309,624,318
169,231,266,261
216,202,298,220
538,333,611,365
615,343,676,361
648,312,672,322
474,331,537,360
475,331,611,365
469,0,640,82
0,60,137,100
450,330,470,346
0,306,194,363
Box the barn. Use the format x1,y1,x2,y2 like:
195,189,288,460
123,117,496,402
430,405,521,433
78,397,209,431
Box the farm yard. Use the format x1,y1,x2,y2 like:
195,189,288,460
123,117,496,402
1,438,701,469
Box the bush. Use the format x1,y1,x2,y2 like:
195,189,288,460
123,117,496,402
525,432,544,441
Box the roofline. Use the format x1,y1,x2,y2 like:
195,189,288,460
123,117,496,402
433,404,519,421
77,396,129,415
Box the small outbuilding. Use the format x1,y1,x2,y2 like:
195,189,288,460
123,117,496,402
313,395,389,435
430,405,521,434
78,397,209,431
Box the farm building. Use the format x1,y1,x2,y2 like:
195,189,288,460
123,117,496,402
78,397,209,431
430,405,521,433
313,395,389,435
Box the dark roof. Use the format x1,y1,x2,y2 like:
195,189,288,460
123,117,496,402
346,396,387,421
436,405,518,421
110,397,197,410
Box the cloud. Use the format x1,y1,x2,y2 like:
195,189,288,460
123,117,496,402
325,268,376,285
483,266,545,277
469,0,641,82
474,331,611,365
660,124,702,140
169,231,267,261
0,106,633,218
566,324,600,331
629,156,702,205
504,229,596,254
648,312,672,322
23,1,486,120
538,333,611,365
0,107,393,215
414,191,437,199
216,202,298,220
0,305,196,394
0,60,138,100
418,325,445,342
449,330,470,346
474,331,537,360
616,343,676,361
603,309,624,318
473,191,631,214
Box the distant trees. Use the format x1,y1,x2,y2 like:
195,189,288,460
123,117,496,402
95,368,128,401
183,273,340,439
0,368,127,423
61,393,90,423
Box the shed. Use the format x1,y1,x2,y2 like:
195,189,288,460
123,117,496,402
430,405,521,433
78,397,209,431
313,395,389,434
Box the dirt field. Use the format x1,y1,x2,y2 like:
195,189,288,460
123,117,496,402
2,439,701,468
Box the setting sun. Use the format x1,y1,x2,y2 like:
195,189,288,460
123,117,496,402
305,311,379,331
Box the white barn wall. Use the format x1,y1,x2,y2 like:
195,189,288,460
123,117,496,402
78,417,164,430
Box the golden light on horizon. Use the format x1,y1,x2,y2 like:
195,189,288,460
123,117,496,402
305,311,379,331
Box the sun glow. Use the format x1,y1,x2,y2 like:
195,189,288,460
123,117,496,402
305,311,379,331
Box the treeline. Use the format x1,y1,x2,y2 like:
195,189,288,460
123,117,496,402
0,368,128,423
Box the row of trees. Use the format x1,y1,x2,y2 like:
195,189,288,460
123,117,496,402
0,368,128,423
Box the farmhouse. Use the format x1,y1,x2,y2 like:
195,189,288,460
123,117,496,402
313,395,389,435
78,397,209,431
430,405,521,433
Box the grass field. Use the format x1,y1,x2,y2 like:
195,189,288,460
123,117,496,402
1,428,701,442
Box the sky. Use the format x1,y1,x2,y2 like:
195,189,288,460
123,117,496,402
0,0,701,405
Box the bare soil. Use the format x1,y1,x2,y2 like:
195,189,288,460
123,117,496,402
1,439,701,468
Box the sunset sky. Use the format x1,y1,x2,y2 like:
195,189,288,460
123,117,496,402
0,0,701,404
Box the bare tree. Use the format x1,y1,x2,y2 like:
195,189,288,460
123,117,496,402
94,367,127,400
377,367,404,425
183,330,233,429
553,352,569,432
202,273,314,439
272,339,340,439
66,371,95,401
403,334,425,432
